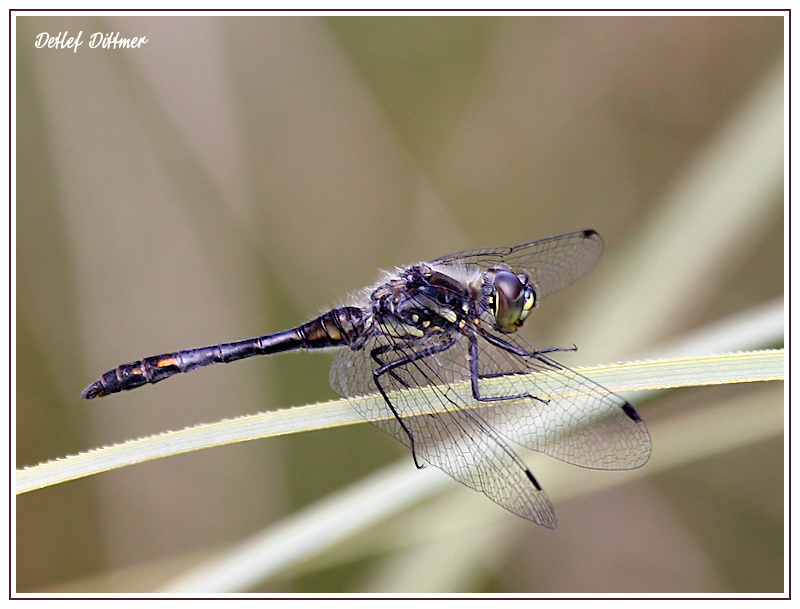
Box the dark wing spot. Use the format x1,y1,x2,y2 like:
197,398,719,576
525,468,543,491
621,402,643,422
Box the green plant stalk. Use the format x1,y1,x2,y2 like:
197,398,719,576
16,349,784,494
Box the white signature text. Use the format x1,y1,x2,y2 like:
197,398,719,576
35,31,149,53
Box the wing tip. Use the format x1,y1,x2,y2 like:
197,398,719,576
579,228,603,247
524,469,558,528
621,401,653,468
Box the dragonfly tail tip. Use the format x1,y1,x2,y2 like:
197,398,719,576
80,382,103,399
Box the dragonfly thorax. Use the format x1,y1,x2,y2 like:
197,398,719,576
369,264,475,340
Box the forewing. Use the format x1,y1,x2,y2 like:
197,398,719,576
432,229,603,298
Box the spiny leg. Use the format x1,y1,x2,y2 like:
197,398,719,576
478,327,576,360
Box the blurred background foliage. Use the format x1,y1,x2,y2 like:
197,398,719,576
16,15,784,593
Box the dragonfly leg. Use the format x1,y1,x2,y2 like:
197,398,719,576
370,337,458,468
467,334,540,403
477,327,579,370
533,343,578,355
370,343,413,388
467,331,573,404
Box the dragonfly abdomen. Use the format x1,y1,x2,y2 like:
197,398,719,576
80,307,365,399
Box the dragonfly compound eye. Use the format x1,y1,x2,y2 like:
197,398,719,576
491,270,535,333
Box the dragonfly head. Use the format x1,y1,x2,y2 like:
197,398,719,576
488,269,537,333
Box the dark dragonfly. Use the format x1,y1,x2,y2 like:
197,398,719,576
82,229,651,528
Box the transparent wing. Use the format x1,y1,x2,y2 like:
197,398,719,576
329,322,651,525
431,229,603,298
459,329,652,470
330,330,557,527
346,323,651,470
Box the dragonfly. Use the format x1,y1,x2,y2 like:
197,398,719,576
81,229,651,528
